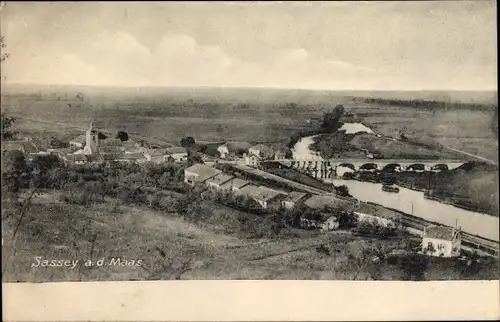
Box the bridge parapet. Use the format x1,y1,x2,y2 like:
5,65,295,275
285,158,466,172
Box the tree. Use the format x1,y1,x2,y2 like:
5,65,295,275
1,150,30,193
49,136,70,148
321,104,345,132
1,113,19,140
115,131,129,142
180,136,196,148
335,184,351,197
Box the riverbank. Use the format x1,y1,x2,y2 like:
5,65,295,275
326,178,499,242
351,165,499,217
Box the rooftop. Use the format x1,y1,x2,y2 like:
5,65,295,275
424,225,460,241
206,173,234,186
100,138,123,147
282,191,308,203
99,146,123,154
69,134,86,144
220,178,249,189
166,146,187,154
253,187,284,202
116,152,146,160
185,163,222,182
238,185,261,197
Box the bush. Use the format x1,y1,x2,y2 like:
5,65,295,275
355,218,397,239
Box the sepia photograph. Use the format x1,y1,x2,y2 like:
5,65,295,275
1,0,498,292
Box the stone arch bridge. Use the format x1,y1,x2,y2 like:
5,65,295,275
268,158,466,179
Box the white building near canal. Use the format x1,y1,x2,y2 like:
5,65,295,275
421,225,461,258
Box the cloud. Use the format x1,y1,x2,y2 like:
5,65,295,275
2,1,496,90
325,60,376,73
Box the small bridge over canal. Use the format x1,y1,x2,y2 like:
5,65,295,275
265,158,467,179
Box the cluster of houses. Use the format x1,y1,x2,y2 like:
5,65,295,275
184,163,464,257
215,141,290,166
184,163,309,210
2,121,188,166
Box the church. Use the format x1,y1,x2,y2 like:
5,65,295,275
67,121,136,163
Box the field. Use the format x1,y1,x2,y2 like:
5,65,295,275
349,101,498,163
2,86,497,163
2,190,497,282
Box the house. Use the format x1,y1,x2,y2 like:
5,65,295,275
122,140,139,152
250,186,286,209
184,163,222,186
281,191,308,209
248,144,275,159
165,146,188,162
145,149,166,164
69,134,86,148
219,178,249,193
237,184,262,198
274,149,287,160
244,153,262,167
206,173,234,190
421,225,461,258
64,153,88,165
115,152,148,164
217,142,252,159
28,151,49,161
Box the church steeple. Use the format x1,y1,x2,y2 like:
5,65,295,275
83,119,98,156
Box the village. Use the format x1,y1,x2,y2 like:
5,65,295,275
1,118,473,261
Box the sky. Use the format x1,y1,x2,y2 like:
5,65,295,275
0,1,497,90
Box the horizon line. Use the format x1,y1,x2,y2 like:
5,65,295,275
2,82,498,93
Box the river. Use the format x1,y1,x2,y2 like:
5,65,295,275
292,123,500,242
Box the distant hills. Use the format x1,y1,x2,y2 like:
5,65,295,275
2,83,498,105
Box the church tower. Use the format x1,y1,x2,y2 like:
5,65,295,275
83,120,99,156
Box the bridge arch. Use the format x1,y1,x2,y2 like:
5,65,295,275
359,163,379,172
431,164,449,171
406,163,425,172
337,163,356,171
381,163,402,172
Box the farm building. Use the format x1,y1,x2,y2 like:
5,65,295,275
206,173,234,190
184,163,222,186
421,225,461,258
281,191,308,209
165,146,188,162
219,178,250,193
239,186,286,209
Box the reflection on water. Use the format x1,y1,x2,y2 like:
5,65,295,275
326,178,499,242
291,126,499,242
338,122,374,134
291,135,323,160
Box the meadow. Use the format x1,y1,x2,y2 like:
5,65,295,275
2,86,497,164
3,189,497,282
